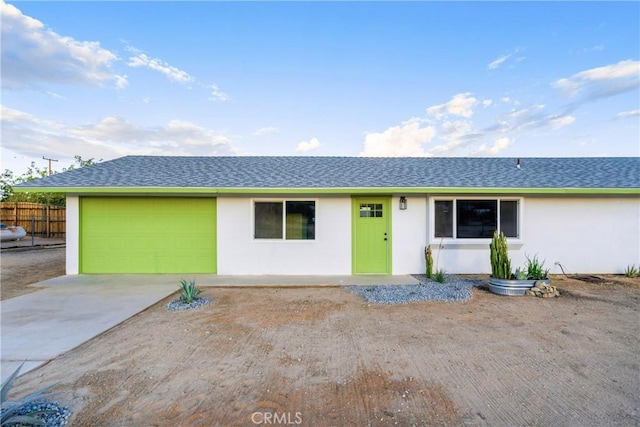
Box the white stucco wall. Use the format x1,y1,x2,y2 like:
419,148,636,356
392,196,428,274
66,196,80,274
518,196,640,274
427,195,640,274
217,196,352,275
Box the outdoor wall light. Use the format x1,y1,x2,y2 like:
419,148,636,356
399,196,407,210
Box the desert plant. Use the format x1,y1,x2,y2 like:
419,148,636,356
525,254,549,280
178,279,202,304
425,246,434,278
514,267,527,280
434,269,446,283
624,264,639,277
489,231,512,279
1,363,56,426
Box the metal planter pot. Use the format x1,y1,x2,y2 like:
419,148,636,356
488,277,550,296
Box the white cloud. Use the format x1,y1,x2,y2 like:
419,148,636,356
482,100,493,107
207,84,229,101
553,60,640,97
1,105,238,162
488,54,509,70
473,137,513,156
504,104,546,130
360,118,435,157
253,126,279,136
0,0,126,90
548,115,576,129
616,109,640,118
125,44,228,100
296,138,321,153
427,93,478,119
487,48,524,70
128,53,194,84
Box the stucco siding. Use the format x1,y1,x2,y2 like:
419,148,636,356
520,196,640,274
217,196,352,275
392,196,428,274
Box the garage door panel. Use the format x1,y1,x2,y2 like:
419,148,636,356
81,197,216,273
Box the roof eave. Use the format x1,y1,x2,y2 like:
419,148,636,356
12,186,640,195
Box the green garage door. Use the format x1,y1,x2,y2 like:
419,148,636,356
81,197,216,273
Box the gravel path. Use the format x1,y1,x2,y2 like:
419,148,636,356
346,274,485,304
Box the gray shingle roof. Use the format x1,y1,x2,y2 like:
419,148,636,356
15,156,640,190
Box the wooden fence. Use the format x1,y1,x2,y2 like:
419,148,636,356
0,202,66,238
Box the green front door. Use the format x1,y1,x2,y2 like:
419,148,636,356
352,197,391,274
81,197,216,273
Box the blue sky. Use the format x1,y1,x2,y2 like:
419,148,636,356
1,1,639,173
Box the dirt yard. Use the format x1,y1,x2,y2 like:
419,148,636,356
0,247,66,300
3,250,639,426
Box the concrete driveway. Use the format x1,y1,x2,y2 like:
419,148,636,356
1,275,178,382
1,274,418,381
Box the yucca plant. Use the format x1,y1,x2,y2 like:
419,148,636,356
624,264,639,277
1,363,55,426
489,231,512,279
425,246,434,278
434,269,446,284
525,254,549,280
178,279,202,304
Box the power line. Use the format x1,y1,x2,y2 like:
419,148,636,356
42,156,58,176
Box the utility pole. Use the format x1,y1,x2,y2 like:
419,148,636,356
42,156,58,176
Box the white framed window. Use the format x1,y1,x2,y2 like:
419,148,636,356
253,200,316,240
431,197,522,240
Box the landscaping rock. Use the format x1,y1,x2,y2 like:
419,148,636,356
0,401,71,427
527,281,560,298
166,297,211,311
346,275,483,304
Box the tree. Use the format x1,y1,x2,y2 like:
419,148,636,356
0,156,101,206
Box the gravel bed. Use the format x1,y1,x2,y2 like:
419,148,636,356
1,401,71,427
346,275,485,304
166,297,211,311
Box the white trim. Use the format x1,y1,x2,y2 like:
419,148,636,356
428,196,524,246
66,196,80,274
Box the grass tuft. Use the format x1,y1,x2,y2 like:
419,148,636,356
434,269,446,284
623,264,639,278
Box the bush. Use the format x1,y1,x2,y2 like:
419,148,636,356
434,269,446,284
178,279,202,304
525,254,549,280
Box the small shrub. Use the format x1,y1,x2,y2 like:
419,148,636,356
434,269,446,283
178,279,202,304
1,363,58,426
624,264,639,277
425,246,434,278
525,254,549,280
514,267,527,280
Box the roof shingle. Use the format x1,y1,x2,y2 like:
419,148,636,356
15,156,640,190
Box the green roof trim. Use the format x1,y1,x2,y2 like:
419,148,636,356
13,186,640,195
